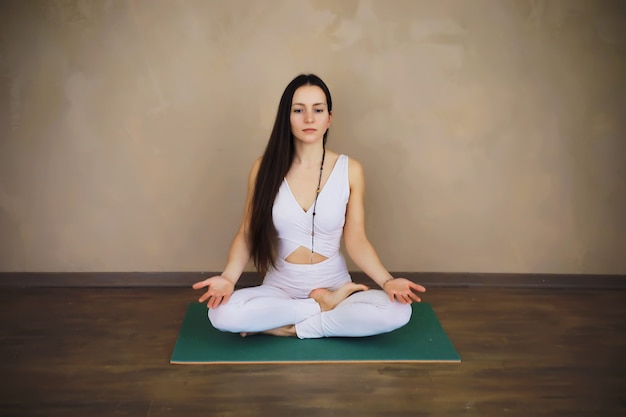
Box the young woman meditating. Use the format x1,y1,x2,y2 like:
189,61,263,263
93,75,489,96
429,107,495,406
192,74,426,338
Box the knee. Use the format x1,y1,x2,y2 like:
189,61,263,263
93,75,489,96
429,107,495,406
362,300,411,336
395,302,412,327
353,290,412,332
208,304,241,333
372,290,412,329
385,301,412,331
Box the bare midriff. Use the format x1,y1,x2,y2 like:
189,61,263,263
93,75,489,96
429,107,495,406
284,245,329,264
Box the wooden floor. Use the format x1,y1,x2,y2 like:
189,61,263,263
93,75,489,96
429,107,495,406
0,286,625,416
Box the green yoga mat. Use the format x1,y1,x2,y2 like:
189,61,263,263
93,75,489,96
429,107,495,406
170,302,460,364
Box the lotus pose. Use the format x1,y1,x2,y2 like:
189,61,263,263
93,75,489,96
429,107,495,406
192,74,426,338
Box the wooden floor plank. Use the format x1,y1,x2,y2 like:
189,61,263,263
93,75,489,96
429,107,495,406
0,287,624,416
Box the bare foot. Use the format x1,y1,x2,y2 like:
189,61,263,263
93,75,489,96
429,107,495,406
310,282,368,312
240,325,296,338
263,325,296,337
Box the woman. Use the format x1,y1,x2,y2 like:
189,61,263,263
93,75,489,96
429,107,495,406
192,74,426,338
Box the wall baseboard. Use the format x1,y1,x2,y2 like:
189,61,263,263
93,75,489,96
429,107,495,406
1,272,625,289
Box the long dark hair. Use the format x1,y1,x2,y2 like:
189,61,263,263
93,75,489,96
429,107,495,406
249,74,333,276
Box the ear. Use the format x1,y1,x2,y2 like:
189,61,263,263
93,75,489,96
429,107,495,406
327,110,333,127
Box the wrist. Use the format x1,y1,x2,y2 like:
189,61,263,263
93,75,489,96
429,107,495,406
220,272,238,285
382,278,394,289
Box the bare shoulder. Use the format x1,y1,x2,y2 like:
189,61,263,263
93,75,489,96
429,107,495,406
345,155,365,187
346,155,363,171
326,150,361,170
346,155,364,174
251,156,263,174
322,149,340,165
247,156,263,187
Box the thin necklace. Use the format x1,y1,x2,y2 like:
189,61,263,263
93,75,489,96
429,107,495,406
311,147,326,263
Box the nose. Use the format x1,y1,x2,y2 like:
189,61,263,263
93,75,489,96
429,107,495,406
305,109,314,123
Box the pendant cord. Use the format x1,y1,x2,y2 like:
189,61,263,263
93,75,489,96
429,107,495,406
311,147,326,263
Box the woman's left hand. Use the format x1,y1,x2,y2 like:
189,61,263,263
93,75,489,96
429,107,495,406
383,278,426,304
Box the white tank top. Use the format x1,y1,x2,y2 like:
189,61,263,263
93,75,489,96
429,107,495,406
272,154,350,260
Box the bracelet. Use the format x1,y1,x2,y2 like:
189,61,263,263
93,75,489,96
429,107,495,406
382,278,394,288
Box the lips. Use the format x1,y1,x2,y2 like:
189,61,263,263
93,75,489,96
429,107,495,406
302,129,317,133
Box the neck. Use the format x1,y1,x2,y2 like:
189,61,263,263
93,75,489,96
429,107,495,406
293,142,325,165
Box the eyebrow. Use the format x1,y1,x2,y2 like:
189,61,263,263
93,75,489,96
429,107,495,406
291,103,327,107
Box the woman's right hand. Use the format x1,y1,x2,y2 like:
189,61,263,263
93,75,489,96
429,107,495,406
192,276,235,309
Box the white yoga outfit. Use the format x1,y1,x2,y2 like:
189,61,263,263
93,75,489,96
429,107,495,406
208,154,411,338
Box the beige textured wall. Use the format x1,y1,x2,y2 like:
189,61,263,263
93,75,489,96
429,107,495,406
1,0,625,274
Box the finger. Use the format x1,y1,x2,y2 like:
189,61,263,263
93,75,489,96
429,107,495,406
408,292,422,303
198,291,212,303
222,293,232,305
409,282,426,293
192,281,209,290
395,293,408,304
210,296,224,310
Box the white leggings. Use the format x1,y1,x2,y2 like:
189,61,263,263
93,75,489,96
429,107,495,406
208,253,412,339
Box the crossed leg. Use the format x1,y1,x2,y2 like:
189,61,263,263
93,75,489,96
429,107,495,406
208,283,411,339
248,282,369,337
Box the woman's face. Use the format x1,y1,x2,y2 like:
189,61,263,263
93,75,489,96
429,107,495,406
290,85,332,144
